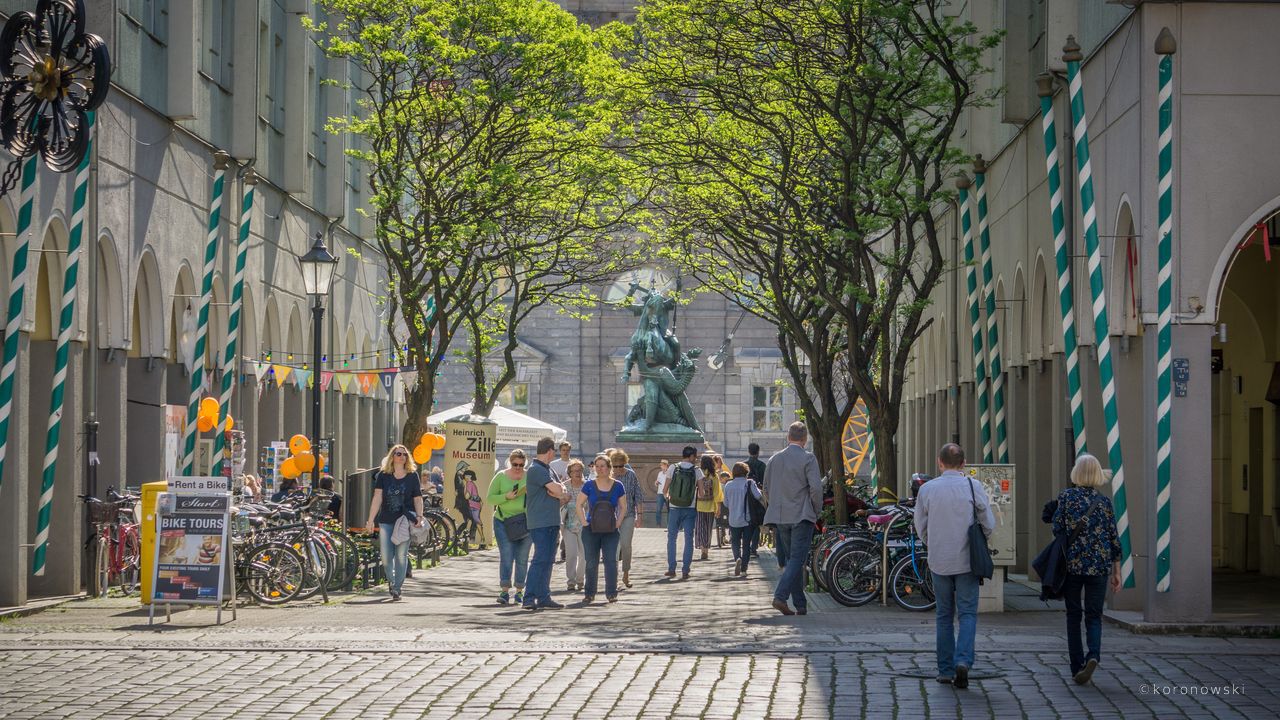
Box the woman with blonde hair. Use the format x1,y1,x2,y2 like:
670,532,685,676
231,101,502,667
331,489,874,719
365,445,424,601
561,458,587,591
1051,453,1122,685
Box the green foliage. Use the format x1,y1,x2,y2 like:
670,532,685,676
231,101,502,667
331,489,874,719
626,0,998,488
309,0,650,430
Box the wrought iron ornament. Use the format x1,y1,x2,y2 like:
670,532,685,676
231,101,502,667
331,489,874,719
0,0,109,193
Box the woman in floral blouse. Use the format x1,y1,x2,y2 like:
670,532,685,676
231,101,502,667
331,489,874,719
1051,454,1122,686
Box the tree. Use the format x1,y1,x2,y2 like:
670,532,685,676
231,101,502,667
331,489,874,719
310,0,648,443
628,0,996,502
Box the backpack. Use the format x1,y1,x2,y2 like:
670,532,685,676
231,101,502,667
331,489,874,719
668,465,697,507
696,473,714,501
589,484,617,534
744,480,766,526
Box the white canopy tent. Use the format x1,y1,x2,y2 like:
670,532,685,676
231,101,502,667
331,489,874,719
427,402,568,446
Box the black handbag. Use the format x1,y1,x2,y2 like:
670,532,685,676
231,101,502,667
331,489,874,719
502,512,529,542
967,478,994,581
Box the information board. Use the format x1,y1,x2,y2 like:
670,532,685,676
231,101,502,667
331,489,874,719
149,484,234,624
963,464,1017,567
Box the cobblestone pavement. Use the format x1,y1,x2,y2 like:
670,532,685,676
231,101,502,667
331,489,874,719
0,529,1276,719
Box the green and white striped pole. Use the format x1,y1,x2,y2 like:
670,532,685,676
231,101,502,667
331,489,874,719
33,115,95,576
212,170,257,477
1154,28,1177,593
973,156,1009,463
956,175,993,463
868,432,878,491
0,156,38,491
1065,37,1134,588
181,152,231,476
1037,75,1088,456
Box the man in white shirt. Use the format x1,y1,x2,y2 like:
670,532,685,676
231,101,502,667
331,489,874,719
654,459,670,524
548,441,573,481
915,443,995,689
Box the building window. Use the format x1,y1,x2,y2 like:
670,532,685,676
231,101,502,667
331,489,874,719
498,382,529,413
122,0,169,44
200,0,234,88
260,3,286,130
752,386,784,432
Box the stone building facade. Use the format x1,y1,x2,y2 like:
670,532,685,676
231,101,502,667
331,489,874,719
0,0,404,606
897,1,1280,622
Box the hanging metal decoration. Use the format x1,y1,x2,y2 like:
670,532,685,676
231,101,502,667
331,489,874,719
0,0,109,194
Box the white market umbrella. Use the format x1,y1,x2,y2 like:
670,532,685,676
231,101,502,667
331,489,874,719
427,402,567,446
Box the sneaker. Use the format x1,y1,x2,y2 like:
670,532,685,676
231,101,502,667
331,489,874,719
497,591,510,605
734,560,743,576
1073,658,1098,685
567,583,576,592
514,590,524,605
391,591,401,602
954,665,969,690
623,572,632,588
540,599,565,610
681,571,690,580
606,595,617,603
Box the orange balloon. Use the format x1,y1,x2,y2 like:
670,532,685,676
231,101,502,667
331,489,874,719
294,451,316,473
412,444,431,465
419,432,433,448
280,457,300,479
197,414,215,433
317,453,328,471
225,415,235,431
200,397,220,418
429,433,446,450
289,434,311,455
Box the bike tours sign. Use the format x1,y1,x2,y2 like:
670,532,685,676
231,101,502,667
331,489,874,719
149,479,235,625
963,464,1017,566
441,416,498,550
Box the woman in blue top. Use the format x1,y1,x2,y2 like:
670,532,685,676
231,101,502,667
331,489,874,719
364,444,424,601
576,452,628,603
1052,454,1122,686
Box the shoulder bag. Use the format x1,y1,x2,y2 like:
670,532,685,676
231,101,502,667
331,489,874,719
968,479,995,581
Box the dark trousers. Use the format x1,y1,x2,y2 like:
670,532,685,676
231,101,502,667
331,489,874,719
1063,573,1108,674
524,526,560,607
729,525,757,563
582,529,620,599
773,521,814,610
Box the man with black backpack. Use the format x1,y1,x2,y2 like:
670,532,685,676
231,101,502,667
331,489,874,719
663,445,701,580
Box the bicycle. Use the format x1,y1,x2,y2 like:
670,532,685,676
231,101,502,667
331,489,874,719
81,488,140,598
824,503,934,610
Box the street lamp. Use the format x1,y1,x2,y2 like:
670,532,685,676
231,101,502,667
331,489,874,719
299,231,339,488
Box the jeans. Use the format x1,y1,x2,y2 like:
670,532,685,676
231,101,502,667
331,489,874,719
729,525,757,563
377,523,410,594
1063,573,1108,674
492,517,531,590
563,527,585,586
582,529,620,598
667,506,697,573
773,521,814,609
655,496,668,524
618,515,636,573
932,572,981,677
524,525,560,607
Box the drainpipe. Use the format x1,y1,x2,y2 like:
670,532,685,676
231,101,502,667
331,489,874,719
949,196,961,445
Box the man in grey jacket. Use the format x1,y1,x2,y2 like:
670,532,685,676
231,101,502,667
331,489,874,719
762,422,823,615
915,443,995,689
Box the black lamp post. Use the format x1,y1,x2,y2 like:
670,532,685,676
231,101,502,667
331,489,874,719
299,231,339,488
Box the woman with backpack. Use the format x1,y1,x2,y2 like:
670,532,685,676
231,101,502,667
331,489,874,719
1051,454,1122,686
694,454,724,560
577,452,629,603
722,462,764,577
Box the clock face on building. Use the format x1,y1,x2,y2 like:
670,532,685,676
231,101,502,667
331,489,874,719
605,267,677,303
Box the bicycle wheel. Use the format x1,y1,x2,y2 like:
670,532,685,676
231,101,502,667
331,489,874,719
821,536,876,593
92,534,110,598
324,529,361,591
116,527,141,595
293,537,334,600
243,542,305,605
826,546,882,607
889,551,935,611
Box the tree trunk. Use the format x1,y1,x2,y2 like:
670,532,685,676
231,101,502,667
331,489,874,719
872,418,898,500
808,423,847,525
400,365,436,448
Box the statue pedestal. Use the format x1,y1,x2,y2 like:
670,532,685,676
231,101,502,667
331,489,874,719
612,439,701,526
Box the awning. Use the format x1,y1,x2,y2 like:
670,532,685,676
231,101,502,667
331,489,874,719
427,402,567,446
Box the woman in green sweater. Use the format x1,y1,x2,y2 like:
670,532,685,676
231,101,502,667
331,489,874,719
488,449,531,605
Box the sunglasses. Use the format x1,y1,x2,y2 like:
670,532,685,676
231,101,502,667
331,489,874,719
611,463,625,468
510,463,525,468
392,451,408,457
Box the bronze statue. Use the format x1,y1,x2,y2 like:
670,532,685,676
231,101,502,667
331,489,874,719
619,290,703,440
